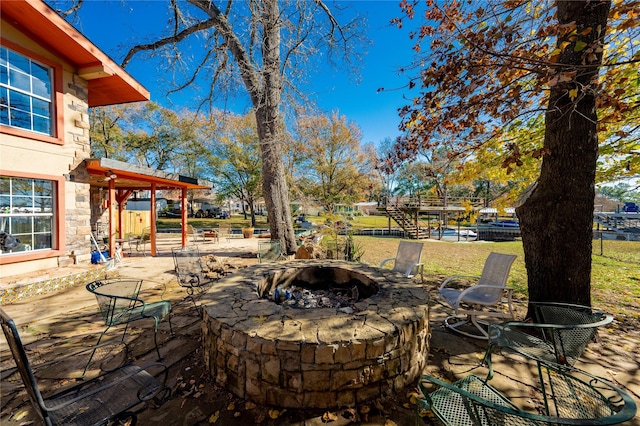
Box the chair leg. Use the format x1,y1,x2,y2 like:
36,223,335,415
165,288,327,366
82,326,111,377
152,317,162,361
443,315,490,340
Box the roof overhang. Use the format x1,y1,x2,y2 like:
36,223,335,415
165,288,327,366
0,0,150,106
86,158,213,191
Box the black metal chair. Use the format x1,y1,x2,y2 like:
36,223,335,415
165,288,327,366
86,279,173,362
484,302,614,379
0,308,170,426
171,245,218,311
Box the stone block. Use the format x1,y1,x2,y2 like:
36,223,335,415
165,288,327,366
350,341,366,361
246,337,261,354
280,350,301,372
302,370,331,391
331,369,362,391
261,355,280,385
334,344,351,363
301,344,315,363
282,371,302,391
277,340,301,352
266,387,304,407
231,330,247,348
315,345,335,364
356,384,381,403
303,391,337,408
261,340,277,355
365,338,385,358
336,390,356,407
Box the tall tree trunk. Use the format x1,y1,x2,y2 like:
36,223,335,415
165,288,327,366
517,0,610,314
256,0,297,254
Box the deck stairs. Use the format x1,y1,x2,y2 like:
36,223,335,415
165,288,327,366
384,205,428,239
593,212,640,239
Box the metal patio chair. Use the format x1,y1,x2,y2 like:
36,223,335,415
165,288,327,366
86,279,173,363
379,240,425,282
171,245,218,311
0,308,171,426
484,302,614,379
257,240,283,263
417,363,636,425
438,252,517,339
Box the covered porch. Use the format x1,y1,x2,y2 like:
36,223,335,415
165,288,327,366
86,158,213,258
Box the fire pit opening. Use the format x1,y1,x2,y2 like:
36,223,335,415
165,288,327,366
257,266,379,309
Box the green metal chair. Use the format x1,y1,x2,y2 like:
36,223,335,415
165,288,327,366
86,279,173,362
484,302,614,379
417,363,636,425
257,240,283,263
0,308,170,426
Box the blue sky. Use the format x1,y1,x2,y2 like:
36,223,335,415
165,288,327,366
70,1,420,146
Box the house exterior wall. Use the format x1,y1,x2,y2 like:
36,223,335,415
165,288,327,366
1,19,93,279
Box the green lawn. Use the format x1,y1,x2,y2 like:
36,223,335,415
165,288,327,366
355,236,640,321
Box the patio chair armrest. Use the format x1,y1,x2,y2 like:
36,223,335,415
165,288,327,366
438,274,480,291
379,257,396,268
458,284,512,300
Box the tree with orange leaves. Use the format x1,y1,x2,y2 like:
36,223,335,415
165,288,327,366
391,0,639,313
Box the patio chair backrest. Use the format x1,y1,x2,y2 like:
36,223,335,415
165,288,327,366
468,252,517,304
258,240,282,263
172,245,205,285
0,308,48,424
533,302,614,366
393,241,423,276
86,279,143,327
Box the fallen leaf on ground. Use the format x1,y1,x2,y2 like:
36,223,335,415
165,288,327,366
321,411,338,422
268,409,280,419
209,410,220,423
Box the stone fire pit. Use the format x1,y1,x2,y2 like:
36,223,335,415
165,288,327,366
201,260,430,409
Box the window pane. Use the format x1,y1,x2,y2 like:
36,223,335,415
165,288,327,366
0,177,9,192
9,90,30,111
9,68,30,92
0,47,7,67
0,65,7,86
12,196,31,210
0,87,7,106
31,63,51,98
10,216,31,234
35,233,51,250
32,97,49,116
34,216,52,232
10,107,31,130
33,115,50,134
8,51,30,74
11,179,31,195
0,105,7,126
33,196,52,212
34,180,53,196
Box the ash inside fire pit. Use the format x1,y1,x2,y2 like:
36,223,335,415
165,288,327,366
257,266,379,311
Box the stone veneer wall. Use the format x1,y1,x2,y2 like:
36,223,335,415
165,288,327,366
201,260,430,409
61,75,93,267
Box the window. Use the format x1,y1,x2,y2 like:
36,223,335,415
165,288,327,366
0,176,55,255
0,46,53,136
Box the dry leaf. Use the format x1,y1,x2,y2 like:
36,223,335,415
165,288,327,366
268,409,280,419
385,420,398,426
227,402,235,411
209,410,220,423
321,411,338,422
245,401,257,410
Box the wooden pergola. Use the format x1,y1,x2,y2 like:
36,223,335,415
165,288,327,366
86,158,213,257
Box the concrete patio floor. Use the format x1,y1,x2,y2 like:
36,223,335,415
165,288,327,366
1,235,638,425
